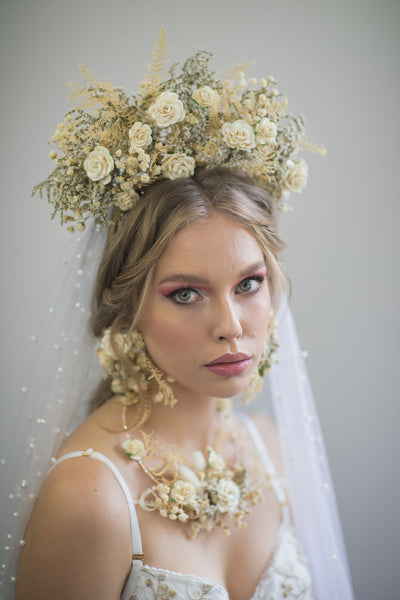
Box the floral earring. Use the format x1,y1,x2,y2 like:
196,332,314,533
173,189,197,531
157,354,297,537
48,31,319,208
96,327,176,413
242,316,278,403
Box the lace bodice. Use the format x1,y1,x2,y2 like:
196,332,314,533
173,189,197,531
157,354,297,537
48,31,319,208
52,415,313,600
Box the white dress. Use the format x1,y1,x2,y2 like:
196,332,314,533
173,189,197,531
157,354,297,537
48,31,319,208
51,415,313,600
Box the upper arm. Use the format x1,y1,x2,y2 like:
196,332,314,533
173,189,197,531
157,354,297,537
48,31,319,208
15,458,132,600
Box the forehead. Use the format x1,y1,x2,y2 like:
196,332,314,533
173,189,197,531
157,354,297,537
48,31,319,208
155,213,265,280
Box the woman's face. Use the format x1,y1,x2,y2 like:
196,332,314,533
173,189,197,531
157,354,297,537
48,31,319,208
138,212,272,402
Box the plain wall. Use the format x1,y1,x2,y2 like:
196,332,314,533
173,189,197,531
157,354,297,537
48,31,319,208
0,1,399,598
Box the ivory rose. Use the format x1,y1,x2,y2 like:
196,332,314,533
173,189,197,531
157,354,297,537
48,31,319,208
148,91,185,127
221,120,256,150
171,480,197,506
122,438,146,461
114,190,139,211
256,118,277,145
282,158,308,194
83,145,114,184
161,153,195,180
192,86,216,107
128,122,152,149
216,479,240,513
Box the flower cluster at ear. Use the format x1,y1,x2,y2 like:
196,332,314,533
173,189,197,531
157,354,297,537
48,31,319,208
96,328,176,408
32,30,325,233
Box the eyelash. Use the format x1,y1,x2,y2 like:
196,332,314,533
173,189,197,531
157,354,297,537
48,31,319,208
167,275,266,305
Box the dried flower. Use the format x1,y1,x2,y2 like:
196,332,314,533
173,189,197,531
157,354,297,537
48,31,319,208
221,120,256,150
148,91,185,127
83,145,114,184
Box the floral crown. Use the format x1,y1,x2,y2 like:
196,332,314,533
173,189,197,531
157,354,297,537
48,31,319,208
33,27,325,233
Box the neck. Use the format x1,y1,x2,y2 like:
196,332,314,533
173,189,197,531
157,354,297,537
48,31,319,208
150,387,223,451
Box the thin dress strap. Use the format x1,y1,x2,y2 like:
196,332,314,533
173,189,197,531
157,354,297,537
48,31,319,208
50,449,144,562
239,413,289,517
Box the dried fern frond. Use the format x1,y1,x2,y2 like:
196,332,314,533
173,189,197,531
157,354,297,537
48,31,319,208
142,25,170,97
225,61,255,82
300,137,327,156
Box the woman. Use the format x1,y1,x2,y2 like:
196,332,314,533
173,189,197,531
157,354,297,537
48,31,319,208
1,33,353,600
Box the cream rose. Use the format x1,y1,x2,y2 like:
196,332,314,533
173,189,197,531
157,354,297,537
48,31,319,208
221,120,256,150
128,122,152,149
255,118,277,145
114,190,139,211
282,158,308,194
148,91,185,127
207,449,225,473
171,480,197,506
216,479,240,513
161,153,195,180
83,145,114,184
192,86,216,108
122,438,146,461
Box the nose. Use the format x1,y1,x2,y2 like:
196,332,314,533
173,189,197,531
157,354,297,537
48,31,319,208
211,297,243,342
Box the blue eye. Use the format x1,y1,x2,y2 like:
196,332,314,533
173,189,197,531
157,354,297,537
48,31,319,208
237,276,264,294
169,288,199,304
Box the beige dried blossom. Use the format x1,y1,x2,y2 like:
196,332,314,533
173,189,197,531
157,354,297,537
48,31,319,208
221,120,256,150
170,480,197,506
255,118,277,146
192,86,216,107
148,91,185,127
282,158,308,194
83,145,114,184
128,122,153,149
122,438,146,461
161,153,195,180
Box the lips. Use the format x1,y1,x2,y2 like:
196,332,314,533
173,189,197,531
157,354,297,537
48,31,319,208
204,353,251,377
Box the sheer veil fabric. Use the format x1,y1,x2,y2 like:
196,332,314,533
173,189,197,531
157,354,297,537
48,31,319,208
0,221,354,599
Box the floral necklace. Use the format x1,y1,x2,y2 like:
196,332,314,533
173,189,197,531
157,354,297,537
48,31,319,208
121,414,265,539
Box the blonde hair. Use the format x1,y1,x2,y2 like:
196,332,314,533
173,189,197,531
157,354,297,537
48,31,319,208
90,167,286,409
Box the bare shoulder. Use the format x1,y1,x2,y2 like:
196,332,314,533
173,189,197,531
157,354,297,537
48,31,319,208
16,454,132,600
247,413,285,479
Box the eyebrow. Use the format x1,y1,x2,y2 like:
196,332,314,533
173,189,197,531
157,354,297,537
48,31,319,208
158,261,266,286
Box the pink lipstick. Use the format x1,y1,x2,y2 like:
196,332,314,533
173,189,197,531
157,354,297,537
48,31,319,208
204,353,251,377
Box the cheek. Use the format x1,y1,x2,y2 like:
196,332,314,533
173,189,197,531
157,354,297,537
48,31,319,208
141,309,200,364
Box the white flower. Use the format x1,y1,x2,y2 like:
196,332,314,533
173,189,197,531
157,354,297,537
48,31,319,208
171,480,197,506
83,145,114,184
192,450,207,473
161,153,195,180
207,448,225,473
122,438,146,461
99,328,116,358
128,122,152,149
282,158,308,194
216,478,240,513
113,332,133,355
255,118,277,145
114,190,139,211
148,91,185,127
178,464,201,488
221,120,256,150
192,86,216,107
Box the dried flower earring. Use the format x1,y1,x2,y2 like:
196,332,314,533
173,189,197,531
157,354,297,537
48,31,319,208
242,316,279,403
96,328,176,427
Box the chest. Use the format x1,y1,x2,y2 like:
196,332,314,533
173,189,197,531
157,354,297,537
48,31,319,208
136,486,282,600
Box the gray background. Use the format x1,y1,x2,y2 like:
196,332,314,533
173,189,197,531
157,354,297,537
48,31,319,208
1,0,399,598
